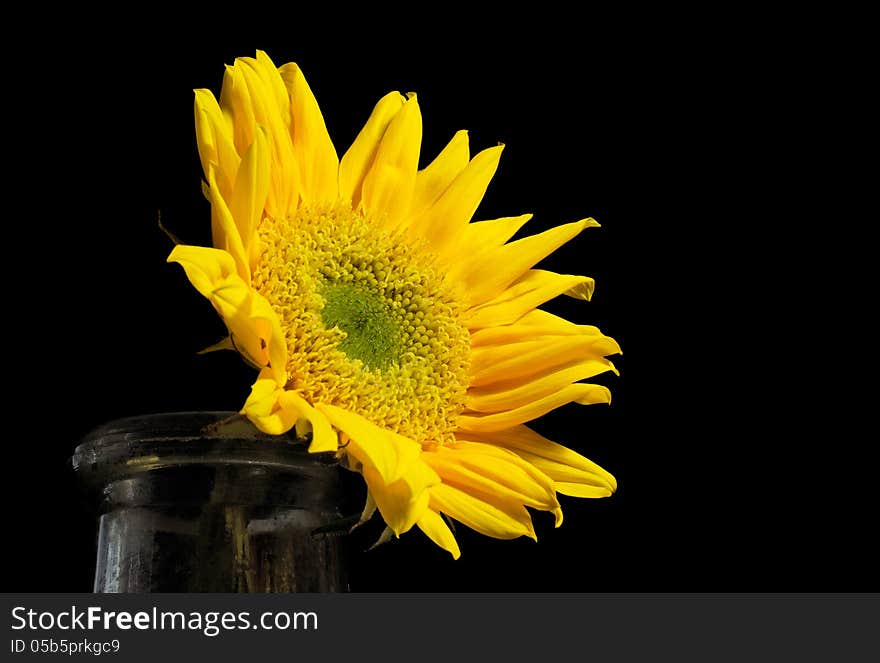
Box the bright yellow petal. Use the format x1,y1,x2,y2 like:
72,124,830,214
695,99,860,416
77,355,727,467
461,218,599,306
424,443,557,513
443,214,533,277
457,213,533,250
363,462,435,537
194,88,239,201
278,62,339,204
230,125,270,273
206,166,249,280
278,390,337,453
417,509,461,559
469,309,606,347
315,403,421,484
254,51,292,125
410,145,504,253
429,483,536,540
553,482,613,498
167,244,237,297
470,334,620,387
223,62,257,159
466,357,618,412
169,245,286,378
463,424,617,493
463,270,595,330
409,130,470,218
235,54,299,218
458,383,611,432
241,372,297,435
360,93,421,230
241,373,336,447
338,91,405,207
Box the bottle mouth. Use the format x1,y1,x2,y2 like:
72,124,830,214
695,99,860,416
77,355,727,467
72,411,339,495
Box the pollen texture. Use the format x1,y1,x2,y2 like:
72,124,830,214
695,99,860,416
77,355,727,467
252,204,471,443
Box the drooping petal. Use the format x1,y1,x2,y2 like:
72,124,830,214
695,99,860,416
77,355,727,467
168,245,286,378
463,424,617,494
240,371,298,434
316,403,421,484
278,390,337,453
278,62,339,204
338,91,405,207
240,373,336,449
362,461,436,537
424,443,558,513
359,93,421,230
167,244,238,297
428,483,536,541
417,509,461,559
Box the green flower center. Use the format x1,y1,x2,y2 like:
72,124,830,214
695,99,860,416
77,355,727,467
320,283,403,371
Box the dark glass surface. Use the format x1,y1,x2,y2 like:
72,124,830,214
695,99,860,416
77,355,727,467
73,412,347,592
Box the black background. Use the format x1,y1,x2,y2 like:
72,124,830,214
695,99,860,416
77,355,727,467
7,22,873,591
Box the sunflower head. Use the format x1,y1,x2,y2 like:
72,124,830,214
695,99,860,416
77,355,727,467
169,51,620,558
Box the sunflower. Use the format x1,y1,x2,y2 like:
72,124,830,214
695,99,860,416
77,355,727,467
169,51,620,558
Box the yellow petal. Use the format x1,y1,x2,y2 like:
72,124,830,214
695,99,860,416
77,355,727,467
458,213,532,250
363,463,433,537
443,214,533,277
194,89,239,202
255,51,292,125
458,383,611,432
278,391,337,453
169,245,286,378
463,270,595,330
469,309,606,347
417,509,461,559
462,424,617,492
409,130,470,218
234,54,299,218
360,93,421,230
466,357,618,412
206,166,249,280
554,483,614,498
470,334,620,387
241,373,296,435
278,62,339,204
223,63,257,159
338,91,405,207
410,145,504,253
167,244,238,297
462,218,599,306
241,374,336,447
196,336,235,355
230,125,270,273
315,403,421,484
424,443,557,512
429,483,536,540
